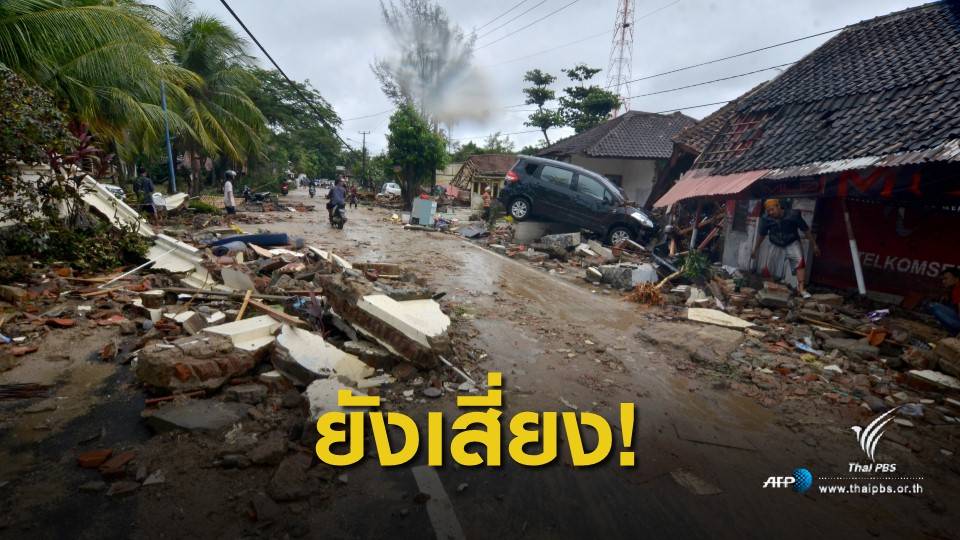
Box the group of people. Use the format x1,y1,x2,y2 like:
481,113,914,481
754,198,959,336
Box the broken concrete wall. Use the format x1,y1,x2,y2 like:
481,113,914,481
318,274,451,367
272,325,374,386
136,334,256,392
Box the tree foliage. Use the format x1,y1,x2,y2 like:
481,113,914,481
386,104,446,208
0,0,343,195
522,69,562,144
558,64,620,133
244,68,342,186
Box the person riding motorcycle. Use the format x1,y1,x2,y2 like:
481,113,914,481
327,177,347,223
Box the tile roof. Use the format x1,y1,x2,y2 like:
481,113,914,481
538,111,696,160
696,1,960,176
672,84,767,155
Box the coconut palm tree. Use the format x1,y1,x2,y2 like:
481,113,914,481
161,0,265,193
0,0,202,162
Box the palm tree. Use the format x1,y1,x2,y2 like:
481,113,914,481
161,0,265,193
0,0,202,163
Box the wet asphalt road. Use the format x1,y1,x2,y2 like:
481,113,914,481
264,190,953,540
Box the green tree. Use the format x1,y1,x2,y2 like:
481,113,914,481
0,0,201,163
481,132,515,154
448,141,481,162
244,68,341,184
519,142,546,155
558,64,620,133
162,0,266,193
386,104,446,208
522,69,562,144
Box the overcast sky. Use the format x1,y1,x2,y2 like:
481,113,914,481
174,0,929,155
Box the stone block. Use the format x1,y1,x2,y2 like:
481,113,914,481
136,334,255,392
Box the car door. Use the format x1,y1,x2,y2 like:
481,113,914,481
535,164,577,219
571,173,615,233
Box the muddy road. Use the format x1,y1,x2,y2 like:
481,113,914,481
0,191,954,539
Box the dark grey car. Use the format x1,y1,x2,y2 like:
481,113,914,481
498,155,657,245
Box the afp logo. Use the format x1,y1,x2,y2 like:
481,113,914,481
762,468,813,493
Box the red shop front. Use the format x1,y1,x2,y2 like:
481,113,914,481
811,198,960,304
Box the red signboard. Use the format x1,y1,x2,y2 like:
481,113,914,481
812,199,960,302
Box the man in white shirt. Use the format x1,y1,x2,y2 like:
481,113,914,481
223,170,237,224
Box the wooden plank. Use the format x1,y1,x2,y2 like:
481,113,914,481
247,298,308,328
235,290,253,322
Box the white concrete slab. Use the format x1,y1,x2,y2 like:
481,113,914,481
357,295,450,349
274,325,374,384
80,176,155,237
204,315,281,352
687,308,755,329
220,267,256,291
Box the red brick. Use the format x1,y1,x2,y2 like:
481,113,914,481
77,449,113,468
99,450,136,479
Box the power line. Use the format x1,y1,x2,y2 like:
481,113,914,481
627,62,793,99
486,28,612,67
656,100,733,114
217,0,354,151
477,0,584,50
477,0,547,39
342,109,393,122
609,25,845,89
484,0,679,67
476,0,531,32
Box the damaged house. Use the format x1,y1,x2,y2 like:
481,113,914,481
656,1,960,304
450,154,518,210
537,110,696,206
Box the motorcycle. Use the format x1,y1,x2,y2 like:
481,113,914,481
330,204,347,229
308,184,316,198
280,181,290,196
241,185,275,205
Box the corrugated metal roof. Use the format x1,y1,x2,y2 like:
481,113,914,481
763,138,960,179
654,169,770,207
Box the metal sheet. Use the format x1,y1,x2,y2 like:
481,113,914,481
654,169,770,207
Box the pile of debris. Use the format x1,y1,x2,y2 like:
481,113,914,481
642,270,960,449
0,178,476,501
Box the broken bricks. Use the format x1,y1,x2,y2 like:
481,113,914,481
136,334,256,392
318,273,451,368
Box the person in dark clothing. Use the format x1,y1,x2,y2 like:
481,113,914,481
930,268,960,335
751,199,819,298
134,170,157,221
327,178,347,221
348,183,359,209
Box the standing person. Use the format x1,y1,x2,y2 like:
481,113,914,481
929,268,960,335
750,199,820,299
135,169,157,223
348,182,359,209
327,177,347,222
223,170,237,225
481,186,493,222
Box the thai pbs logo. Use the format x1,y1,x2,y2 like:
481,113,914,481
762,467,813,493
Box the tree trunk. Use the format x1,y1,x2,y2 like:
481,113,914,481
542,129,551,145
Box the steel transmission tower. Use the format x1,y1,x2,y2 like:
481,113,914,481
606,0,635,116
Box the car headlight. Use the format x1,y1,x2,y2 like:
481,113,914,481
630,211,654,229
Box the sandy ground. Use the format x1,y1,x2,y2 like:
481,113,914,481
0,189,955,539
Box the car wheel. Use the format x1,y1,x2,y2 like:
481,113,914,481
509,198,531,220
607,226,633,246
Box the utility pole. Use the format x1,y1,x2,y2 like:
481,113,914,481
160,80,178,193
606,0,635,116
358,131,370,187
